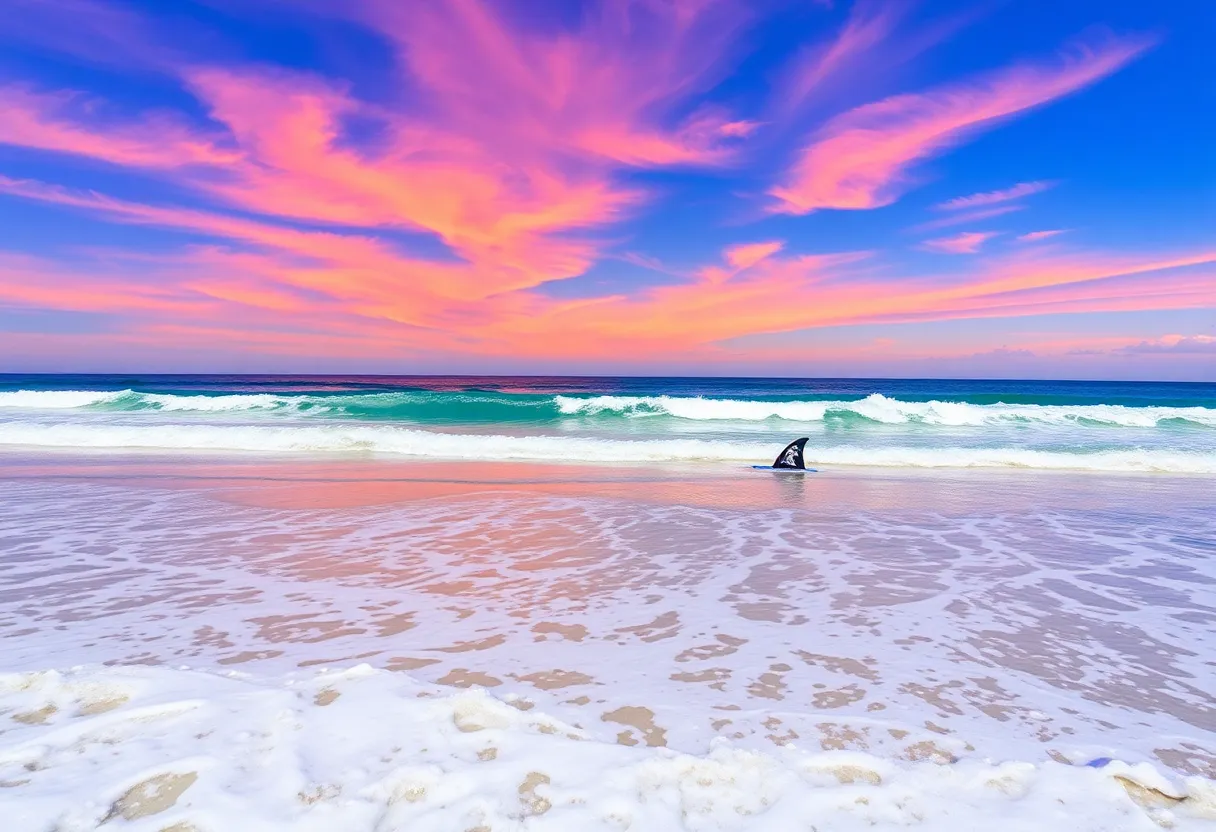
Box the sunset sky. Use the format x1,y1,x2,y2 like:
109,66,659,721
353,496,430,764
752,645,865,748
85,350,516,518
0,0,1213,378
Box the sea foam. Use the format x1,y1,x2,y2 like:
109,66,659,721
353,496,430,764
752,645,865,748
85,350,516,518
2,664,1212,832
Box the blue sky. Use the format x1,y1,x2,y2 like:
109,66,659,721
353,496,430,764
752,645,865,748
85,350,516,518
0,0,1213,378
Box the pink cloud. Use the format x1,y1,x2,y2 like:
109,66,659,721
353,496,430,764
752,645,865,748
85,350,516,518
0,3,1202,370
181,65,628,297
911,204,1025,232
770,33,1151,214
936,180,1056,211
723,241,784,270
0,85,238,168
360,0,753,167
1017,229,1067,242
720,120,761,138
0,252,207,315
1118,335,1216,355
920,231,999,254
776,2,901,115
0,0,760,322
696,240,786,285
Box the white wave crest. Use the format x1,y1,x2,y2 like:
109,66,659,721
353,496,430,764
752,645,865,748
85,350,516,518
0,389,314,412
2,421,1214,472
5,389,1214,428
555,393,1216,428
138,392,298,411
0,390,125,409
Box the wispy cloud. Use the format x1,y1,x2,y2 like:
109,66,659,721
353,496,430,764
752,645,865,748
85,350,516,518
936,180,1056,211
920,231,999,254
0,84,238,168
0,0,173,71
1017,229,1067,242
769,32,1152,214
775,1,901,115
1118,334,1216,354
911,204,1025,232
723,241,785,270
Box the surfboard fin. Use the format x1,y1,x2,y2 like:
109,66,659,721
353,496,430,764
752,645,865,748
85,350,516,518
772,438,809,469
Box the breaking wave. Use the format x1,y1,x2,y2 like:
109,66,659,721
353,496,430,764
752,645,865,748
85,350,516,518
2,389,1216,429
556,393,1216,428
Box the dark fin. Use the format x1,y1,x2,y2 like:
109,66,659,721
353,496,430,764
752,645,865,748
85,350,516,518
772,438,809,469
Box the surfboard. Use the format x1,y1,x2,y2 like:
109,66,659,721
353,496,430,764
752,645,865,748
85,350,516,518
752,465,818,472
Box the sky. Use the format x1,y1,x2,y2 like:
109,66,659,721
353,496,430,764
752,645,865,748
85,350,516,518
0,0,1213,379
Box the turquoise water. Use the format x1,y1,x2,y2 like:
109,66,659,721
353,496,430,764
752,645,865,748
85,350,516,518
1,375,1214,471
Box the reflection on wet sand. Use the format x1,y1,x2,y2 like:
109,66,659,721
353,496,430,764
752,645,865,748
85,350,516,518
1,455,1214,778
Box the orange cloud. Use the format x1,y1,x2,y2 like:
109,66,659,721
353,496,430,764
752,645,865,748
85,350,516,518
920,231,999,254
770,33,1150,214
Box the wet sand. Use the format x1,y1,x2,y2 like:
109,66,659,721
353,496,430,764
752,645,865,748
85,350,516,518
3,451,1213,773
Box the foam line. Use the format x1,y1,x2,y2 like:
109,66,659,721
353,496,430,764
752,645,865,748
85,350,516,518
1,422,1214,471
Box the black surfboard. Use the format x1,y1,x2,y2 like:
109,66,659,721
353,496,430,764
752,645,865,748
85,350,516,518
752,437,817,471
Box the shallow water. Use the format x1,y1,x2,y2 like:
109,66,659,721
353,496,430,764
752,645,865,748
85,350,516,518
3,457,1214,768
2,439,1216,829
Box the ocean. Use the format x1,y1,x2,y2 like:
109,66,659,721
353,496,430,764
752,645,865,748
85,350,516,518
1,375,1214,830
2,374,1216,471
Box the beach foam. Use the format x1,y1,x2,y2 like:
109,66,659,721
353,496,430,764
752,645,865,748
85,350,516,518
3,664,1213,832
